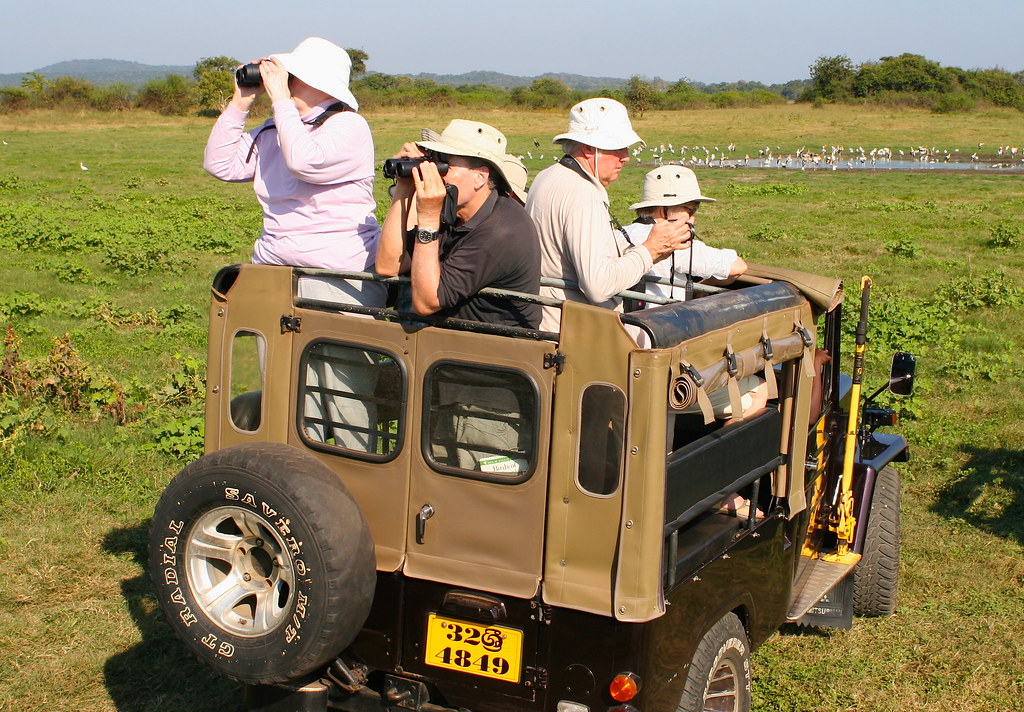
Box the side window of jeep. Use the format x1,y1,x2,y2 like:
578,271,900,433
576,383,627,496
299,340,404,458
423,361,538,483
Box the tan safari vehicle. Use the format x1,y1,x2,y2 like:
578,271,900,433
149,263,913,712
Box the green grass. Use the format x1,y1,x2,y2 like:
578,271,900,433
1,105,1023,711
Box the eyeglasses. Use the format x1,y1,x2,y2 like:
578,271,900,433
662,202,700,219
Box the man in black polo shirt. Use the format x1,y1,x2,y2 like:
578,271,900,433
376,120,540,329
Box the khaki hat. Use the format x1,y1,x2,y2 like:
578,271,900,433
271,37,359,110
628,166,716,210
501,154,529,204
418,120,522,199
552,97,644,150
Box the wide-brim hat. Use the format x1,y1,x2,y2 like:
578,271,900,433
271,37,359,110
629,166,716,210
418,120,523,200
552,97,644,151
500,154,529,204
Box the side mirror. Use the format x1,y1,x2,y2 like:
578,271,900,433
889,352,915,396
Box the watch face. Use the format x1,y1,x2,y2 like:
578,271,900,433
416,229,439,243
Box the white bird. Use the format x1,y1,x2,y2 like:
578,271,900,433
80,162,89,171
1,140,7,145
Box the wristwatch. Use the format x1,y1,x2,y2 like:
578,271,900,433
415,228,440,244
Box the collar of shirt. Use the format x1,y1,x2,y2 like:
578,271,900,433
301,99,338,123
558,155,610,207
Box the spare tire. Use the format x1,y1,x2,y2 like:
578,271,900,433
149,442,375,684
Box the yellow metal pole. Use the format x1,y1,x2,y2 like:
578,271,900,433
836,276,871,556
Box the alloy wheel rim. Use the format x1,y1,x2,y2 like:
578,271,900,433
185,505,294,637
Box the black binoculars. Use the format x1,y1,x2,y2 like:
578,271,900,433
382,157,450,180
235,63,263,87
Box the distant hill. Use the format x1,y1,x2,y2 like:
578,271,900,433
396,70,634,91
0,59,193,88
0,59,807,96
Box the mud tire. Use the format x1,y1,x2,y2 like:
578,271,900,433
852,464,901,617
678,612,751,712
149,442,375,684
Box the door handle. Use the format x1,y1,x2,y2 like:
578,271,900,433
416,504,435,545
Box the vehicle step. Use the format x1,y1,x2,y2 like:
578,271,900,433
786,556,858,621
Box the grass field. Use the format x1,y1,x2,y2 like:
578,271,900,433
1,104,1023,712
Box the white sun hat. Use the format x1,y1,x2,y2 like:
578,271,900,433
270,37,359,110
417,120,524,200
628,166,716,210
552,97,644,150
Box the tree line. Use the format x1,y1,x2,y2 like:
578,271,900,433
1,51,1021,117
807,53,1024,112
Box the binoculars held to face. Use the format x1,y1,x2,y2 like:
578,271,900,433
382,157,450,180
235,63,263,87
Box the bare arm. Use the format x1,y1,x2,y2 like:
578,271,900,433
409,162,447,315
376,143,425,277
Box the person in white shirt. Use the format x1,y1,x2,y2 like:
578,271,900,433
525,98,691,332
620,166,747,302
625,167,763,420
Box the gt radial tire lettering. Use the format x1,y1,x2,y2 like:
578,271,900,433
148,443,375,686
157,484,318,655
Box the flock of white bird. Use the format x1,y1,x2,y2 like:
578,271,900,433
627,141,1024,171
517,140,1024,172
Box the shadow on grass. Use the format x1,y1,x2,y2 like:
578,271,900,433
101,520,244,712
931,445,1024,544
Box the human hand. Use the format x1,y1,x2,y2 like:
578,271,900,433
260,57,291,103
230,60,263,111
412,160,447,231
394,143,426,160
644,219,693,263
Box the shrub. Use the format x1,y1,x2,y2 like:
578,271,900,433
0,87,30,113
138,74,194,116
932,92,975,114
988,221,1021,249
747,225,785,242
886,238,920,258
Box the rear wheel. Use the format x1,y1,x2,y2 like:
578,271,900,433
149,442,376,684
678,612,751,712
852,464,901,617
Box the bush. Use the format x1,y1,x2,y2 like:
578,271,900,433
988,221,1021,249
90,83,135,112
886,238,920,258
932,92,975,114
0,87,30,113
138,74,194,116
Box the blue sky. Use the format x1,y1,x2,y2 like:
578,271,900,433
3,0,1022,83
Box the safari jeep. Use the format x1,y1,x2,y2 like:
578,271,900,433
149,263,913,712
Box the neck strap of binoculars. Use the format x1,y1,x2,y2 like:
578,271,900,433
246,102,354,163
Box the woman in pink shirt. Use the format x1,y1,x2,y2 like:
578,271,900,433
204,38,385,451
203,36,385,307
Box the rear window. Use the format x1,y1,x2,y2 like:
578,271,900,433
423,361,539,483
298,340,404,459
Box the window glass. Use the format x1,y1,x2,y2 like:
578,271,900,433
577,384,626,496
301,341,402,457
425,363,537,481
229,330,264,432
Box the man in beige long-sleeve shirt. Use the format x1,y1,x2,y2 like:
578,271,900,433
525,98,691,332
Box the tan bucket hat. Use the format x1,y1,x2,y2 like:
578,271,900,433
501,154,529,204
628,166,716,210
418,120,523,200
553,97,644,150
270,37,359,110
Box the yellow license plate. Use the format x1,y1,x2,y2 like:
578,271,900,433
424,614,523,683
